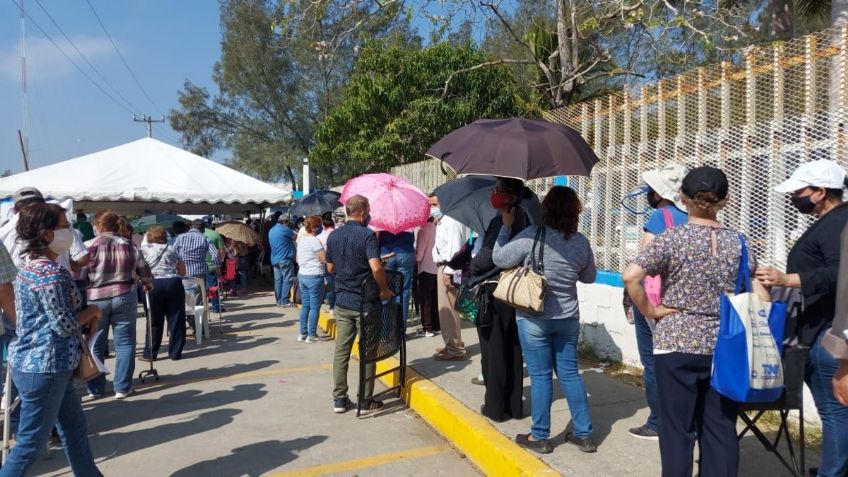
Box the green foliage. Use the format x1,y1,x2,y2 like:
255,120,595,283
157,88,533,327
309,42,536,179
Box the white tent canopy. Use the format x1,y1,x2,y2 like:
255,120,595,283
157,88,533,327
0,138,289,215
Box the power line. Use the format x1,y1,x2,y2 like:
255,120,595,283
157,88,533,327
9,0,136,115
84,0,166,117
32,0,143,115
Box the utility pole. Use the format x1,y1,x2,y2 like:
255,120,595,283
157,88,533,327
17,130,29,171
133,114,165,138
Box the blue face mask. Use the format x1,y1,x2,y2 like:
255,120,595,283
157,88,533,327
363,214,372,227
315,227,323,236
430,207,443,220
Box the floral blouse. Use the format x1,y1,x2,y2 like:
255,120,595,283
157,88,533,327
10,259,82,373
634,224,756,355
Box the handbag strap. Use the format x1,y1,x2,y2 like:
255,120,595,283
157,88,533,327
734,234,752,294
661,207,675,230
529,226,546,273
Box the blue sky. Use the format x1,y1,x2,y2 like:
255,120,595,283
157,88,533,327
0,0,222,174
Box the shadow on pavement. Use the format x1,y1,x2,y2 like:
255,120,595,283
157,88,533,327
170,436,329,477
181,336,280,360
407,343,481,379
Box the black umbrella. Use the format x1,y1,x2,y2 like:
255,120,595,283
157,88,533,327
434,176,542,236
289,190,342,217
427,118,599,180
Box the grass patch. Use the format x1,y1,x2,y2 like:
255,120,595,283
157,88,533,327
747,410,823,449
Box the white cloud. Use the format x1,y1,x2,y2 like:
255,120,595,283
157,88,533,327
0,35,114,82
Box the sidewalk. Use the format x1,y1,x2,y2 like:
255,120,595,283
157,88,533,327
26,288,477,477
361,313,821,476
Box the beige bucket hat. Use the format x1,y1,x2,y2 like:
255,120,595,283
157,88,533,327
642,163,688,211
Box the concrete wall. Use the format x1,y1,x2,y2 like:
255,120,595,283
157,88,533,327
576,281,821,425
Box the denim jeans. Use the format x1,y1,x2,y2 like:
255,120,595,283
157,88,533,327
273,259,294,305
324,275,336,310
87,290,138,395
384,252,414,326
206,272,220,311
517,317,593,440
633,306,659,431
807,329,848,477
1,369,102,477
298,274,324,338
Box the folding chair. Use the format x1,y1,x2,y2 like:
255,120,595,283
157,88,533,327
356,270,405,417
737,345,808,476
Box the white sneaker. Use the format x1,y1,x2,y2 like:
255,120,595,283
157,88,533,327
297,335,307,342
115,389,134,399
305,336,319,343
425,331,436,338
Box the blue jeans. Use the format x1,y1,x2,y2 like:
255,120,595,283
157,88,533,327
87,291,138,395
1,369,102,477
324,275,336,310
206,272,220,311
273,259,294,305
808,330,848,477
517,317,593,440
298,274,324,338
384,252,414,325
634,306,659,431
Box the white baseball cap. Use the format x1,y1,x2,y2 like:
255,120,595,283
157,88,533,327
642,163,688,210
775,160,847,193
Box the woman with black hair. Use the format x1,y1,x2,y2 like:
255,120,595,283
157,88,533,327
468,177,531,422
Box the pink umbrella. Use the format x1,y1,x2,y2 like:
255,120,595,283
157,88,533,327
339,173,430,234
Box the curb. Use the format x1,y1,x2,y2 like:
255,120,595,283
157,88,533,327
318,311,560,477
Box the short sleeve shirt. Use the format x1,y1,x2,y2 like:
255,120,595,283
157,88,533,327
0,243,16,284
296,235,325,276
644,205,688,235
634,224,757,355
325,221,380,311
141,244,182,279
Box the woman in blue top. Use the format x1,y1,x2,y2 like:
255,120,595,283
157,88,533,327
493,186,597,454
626,163,688,441
2,203,102,477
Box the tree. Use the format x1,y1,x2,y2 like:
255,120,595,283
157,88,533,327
309,42,536,178
170,0,411,187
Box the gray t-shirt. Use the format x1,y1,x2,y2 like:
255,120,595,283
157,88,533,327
493,225,596,320
296,235,325,277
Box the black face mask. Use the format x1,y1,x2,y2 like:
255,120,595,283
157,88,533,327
790,194,817,214
647,190,662,209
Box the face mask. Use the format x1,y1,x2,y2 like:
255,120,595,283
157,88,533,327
491,191,513,210
49,228,74,255
647,190,662,209
315,227,323,236
430,207,443,220
790,194,818,214
363,214,372,227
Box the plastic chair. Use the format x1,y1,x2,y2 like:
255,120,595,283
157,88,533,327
182,277,207,345
220,259,238,300
207,285,222,334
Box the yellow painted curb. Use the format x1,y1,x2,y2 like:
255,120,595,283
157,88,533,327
318,311,560,477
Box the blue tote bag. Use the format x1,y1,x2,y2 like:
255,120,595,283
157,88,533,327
711,235,787,403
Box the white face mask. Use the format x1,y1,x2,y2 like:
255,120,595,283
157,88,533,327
48,228,74,255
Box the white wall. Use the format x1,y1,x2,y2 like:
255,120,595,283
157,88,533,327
577,282,821,425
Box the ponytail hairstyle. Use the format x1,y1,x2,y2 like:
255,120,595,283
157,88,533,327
93,210,120,233
116,217,134,240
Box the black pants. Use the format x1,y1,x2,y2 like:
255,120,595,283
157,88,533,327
416,273,440,332
143,277,186,360
655,352,738,477
478,298,523,421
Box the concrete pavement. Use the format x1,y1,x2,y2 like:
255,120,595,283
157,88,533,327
26,289,478,477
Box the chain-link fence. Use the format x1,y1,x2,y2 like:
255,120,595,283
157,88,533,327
394,25,848,273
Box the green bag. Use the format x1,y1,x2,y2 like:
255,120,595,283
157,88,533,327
454,284,481,324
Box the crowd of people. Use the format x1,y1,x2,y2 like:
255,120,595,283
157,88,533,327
267,162,848,477
7,157,848,476
0,187,264,476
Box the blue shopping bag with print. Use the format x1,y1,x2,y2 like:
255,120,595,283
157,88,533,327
711,236,786,403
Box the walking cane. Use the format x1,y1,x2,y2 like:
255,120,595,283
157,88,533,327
138,290,159,383
2,360,13,463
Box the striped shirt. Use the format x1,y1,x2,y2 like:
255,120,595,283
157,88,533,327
86,233,153,301
0,242,16,285
174,229,220,278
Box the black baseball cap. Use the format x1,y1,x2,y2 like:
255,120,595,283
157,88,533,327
681,166,728,201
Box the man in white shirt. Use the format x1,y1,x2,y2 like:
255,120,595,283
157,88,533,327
429,194,468,360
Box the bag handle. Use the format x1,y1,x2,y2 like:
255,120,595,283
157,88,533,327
661,207,675,230
734,234,752,294
529,226,546,273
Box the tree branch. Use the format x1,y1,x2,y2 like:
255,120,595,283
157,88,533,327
441,59,537,99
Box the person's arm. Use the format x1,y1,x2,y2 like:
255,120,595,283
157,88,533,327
315,250,327,263
579,240,597,284
443,220,467,274
325,240,336,275
824,223,848,361
0,244,17,326
622,235,676,320
134,247,154,290
756,224,843,293
366,233,391,299
176,260,187,277
207,240,221,269
492,225,533,270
